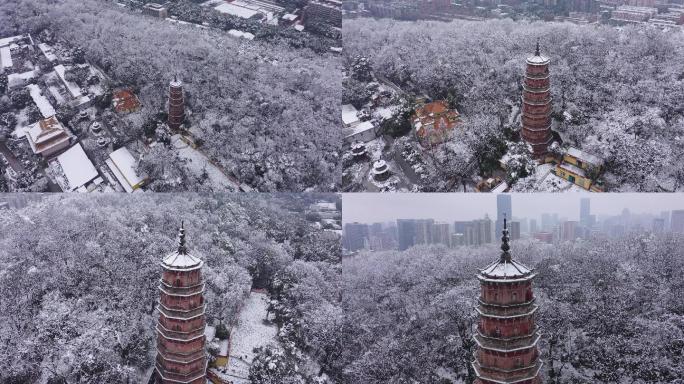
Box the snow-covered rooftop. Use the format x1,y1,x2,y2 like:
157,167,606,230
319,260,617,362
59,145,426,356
162,225,203,271
566,147,603,166
347,120,375,137
27,84,56,118
215,2,259,18
37,43,58,62
342,104,360,126
526,54,550,65
0,35,24,47
55,143,99,191
0,46,12,69
480,258,533,279
54,64,83,99
107,147,146,192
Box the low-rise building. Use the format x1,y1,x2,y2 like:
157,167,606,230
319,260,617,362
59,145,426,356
26,116,73,158
554,147,604,191
304,0,342,27
411,100,459,147
51,143,100,192
106,147,147,192
112,89,141,113
142,2,168,18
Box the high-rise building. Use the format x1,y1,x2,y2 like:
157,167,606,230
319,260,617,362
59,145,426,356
561,221,578,242
671,210,684,233
415,219,435,245
433,222,451,247
653,218,665,233
496,194,512,236
344,222,369,252
529,218,538,234
397,219,417,251
155,224,207,384
510,221,521,240
521,41,553,158
168,76,185,131
473,219,542,384
580,198,591,228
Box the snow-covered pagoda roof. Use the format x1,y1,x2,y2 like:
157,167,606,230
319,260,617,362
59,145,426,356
478,217,535,282
526,41,550,66
162,222,203,271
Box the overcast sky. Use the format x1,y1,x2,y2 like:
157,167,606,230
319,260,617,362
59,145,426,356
343,193,684,224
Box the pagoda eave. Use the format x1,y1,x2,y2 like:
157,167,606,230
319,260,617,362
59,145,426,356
472,360,543,384
477,273,537,283
473,331,541,353
475,304,538,319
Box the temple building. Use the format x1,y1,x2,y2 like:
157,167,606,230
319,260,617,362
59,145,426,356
473,217,542,384
168,76,185,131
521,42,553,159
155,223,208,384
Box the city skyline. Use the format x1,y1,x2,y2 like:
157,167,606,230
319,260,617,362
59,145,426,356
343,193,684,225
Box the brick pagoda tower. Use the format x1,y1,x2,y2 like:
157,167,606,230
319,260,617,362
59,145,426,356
168,75,185,131
155,223,207,384
472,217,542,384
521,41,553,158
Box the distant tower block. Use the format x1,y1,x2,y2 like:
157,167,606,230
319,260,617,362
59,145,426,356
155,223,207,384
472,218,543,384
168,76,185,131
521,41,553,158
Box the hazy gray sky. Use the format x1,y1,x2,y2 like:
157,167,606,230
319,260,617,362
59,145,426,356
343,193,684,224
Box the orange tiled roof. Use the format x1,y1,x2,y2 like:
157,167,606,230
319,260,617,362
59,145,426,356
413,100,459,141
112,89,141,113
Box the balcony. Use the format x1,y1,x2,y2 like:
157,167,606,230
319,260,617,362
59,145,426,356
157,303,205,320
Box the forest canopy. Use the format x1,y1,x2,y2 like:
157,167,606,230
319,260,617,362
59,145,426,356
344,18,684,192
0,193,341,383
0,0,341,192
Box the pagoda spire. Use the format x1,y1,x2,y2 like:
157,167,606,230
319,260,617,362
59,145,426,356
177,221,187,255
535,39,540,56
500,214,511,262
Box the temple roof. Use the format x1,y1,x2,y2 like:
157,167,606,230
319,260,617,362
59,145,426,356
161,222,203,271
479,216,534,280
526,40,550,65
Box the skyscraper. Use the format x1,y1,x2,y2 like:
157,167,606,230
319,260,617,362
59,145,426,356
671,210,684,233
397,219,417,251
344,222,369,252
580,198,591,227
496,194,512,237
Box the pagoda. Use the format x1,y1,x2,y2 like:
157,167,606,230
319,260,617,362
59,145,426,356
521,41,553,158
155,223,207,384
472,217,542,384
168,75,185,131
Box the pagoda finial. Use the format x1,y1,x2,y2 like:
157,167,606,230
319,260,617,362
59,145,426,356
178,221,187,254
535,39,540,56
500,214,511,262
174,73,177,83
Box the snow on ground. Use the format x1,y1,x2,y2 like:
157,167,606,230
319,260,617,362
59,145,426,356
171,134,239,191
27,84,56,118
211,291,278,383
535,164,586,192
365,138,385,162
